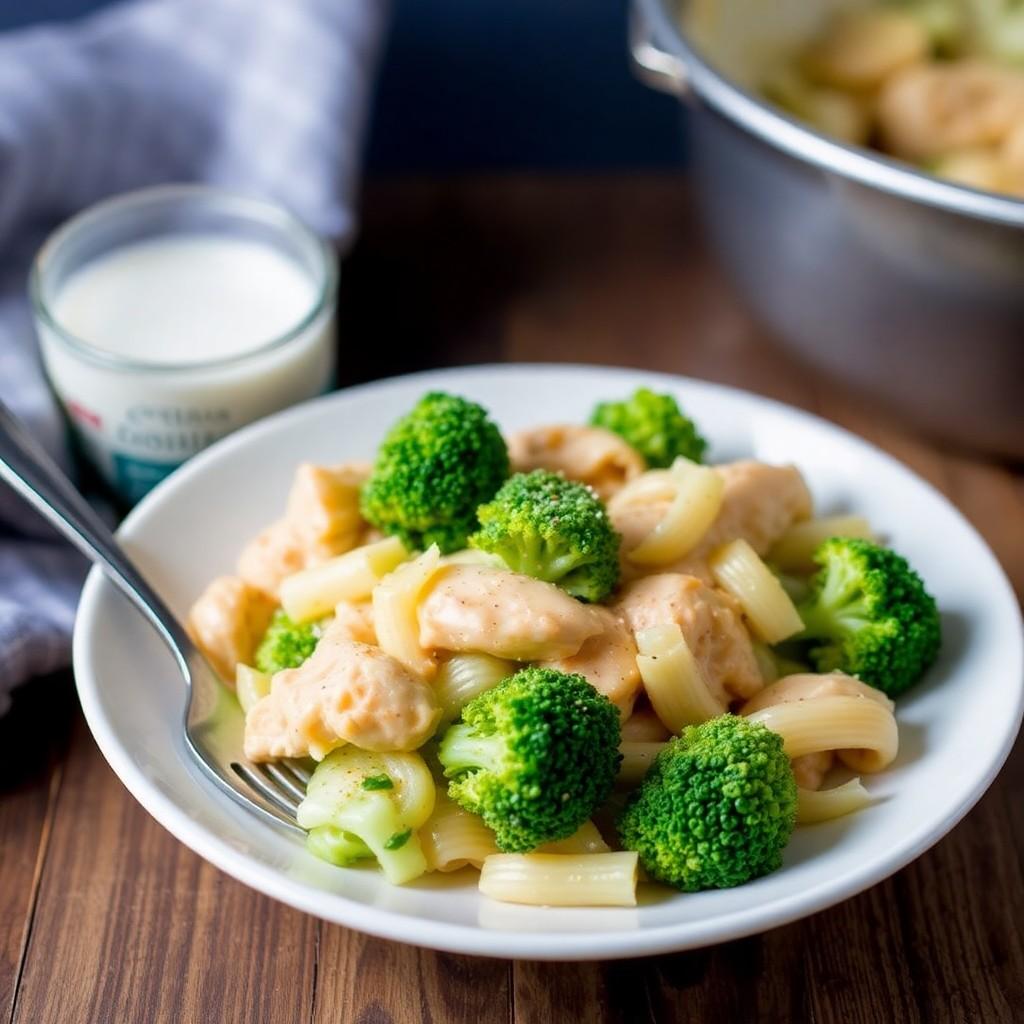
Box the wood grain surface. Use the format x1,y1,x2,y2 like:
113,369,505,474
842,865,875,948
2,179,1022,1024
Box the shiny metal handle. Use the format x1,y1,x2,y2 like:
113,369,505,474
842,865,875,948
629,4,689,97
0,399,192,668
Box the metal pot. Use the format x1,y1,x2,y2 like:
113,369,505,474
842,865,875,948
632,0,1024,458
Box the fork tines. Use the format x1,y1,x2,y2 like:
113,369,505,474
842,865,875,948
230,758,310,820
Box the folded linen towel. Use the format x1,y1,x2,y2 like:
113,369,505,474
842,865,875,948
0,0,387,712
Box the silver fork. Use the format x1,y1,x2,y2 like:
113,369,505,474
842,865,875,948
0,399,307,834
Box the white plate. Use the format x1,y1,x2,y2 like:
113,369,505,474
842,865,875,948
74,364,1024,960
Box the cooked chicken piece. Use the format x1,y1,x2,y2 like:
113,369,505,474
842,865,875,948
611,460,812,581
332,600,377,646
740,671,894,716
286,461,369,557
791,751,835,791
187,576,275,682
542,606,641,718
800,9,928,92
701,461,813,554
615,573,763,703
507,424,644,499
244,627,440,760
878,60,1024,162
237,519,308,598
237,461,371,597
418,564,602,662
1004,121,1024,169
620,704,672,742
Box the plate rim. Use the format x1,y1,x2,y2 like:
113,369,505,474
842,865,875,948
73,362,1024,960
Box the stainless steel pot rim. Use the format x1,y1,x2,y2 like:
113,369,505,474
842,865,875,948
642,0,1024,227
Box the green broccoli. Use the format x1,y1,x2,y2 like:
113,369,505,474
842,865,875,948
590,387,707,467
297,748,434,885
254,610,324,675
469,470,621,602
438,666,621,852
360,391,509,553
618,715,797,891
796,537,941,698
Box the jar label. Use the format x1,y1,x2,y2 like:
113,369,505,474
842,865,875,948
112,452,181,503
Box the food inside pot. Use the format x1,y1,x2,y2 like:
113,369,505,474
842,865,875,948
757,2,1024,198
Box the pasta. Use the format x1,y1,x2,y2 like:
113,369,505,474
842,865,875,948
770,515,874,573
280,536,408,622
635,623,726,733
797,779,873,824
745,695,899,773
752,641,780,684
372,546,443,679
236,664,271,715
297,747,436,827
421,792,499,872
709,538,804,644
539,820,611,856
433,653,515,724
479,852,639,907
619,707,671,742
612,458,724,565
422,800,610,874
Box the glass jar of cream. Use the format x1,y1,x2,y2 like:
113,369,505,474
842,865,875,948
31,185,338,502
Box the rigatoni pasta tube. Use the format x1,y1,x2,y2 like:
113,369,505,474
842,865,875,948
434,653,515,724
235,664,271,715
421,792,498,872
752,642,780,685
625,459,724,565
770,515,874,573
617,741,667,786
280,536,408,622
635,623,725,733
797,778,872,824
710,538,804,643
373,545,442,679
620,708,671,742
746,695,898,772
538,820,611,855
479,852,639,907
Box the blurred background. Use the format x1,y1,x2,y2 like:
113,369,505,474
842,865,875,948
1,0,686,173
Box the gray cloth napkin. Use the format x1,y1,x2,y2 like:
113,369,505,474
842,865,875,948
0,0,387,712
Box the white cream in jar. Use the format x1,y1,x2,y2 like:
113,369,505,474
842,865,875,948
32,186,337,502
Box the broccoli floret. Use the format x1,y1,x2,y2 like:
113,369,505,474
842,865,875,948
438,667,621,852
469,470,621,602
797,537,941,698
618,715,797,891
360,391,509,553
254,610,324,675
297,748,432,885
590,387,707,467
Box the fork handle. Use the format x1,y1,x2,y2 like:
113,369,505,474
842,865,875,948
0,399,193,666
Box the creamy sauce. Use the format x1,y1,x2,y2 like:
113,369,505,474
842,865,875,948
53,234,317,364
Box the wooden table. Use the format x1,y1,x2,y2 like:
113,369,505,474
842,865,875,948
3,179,1023,1023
